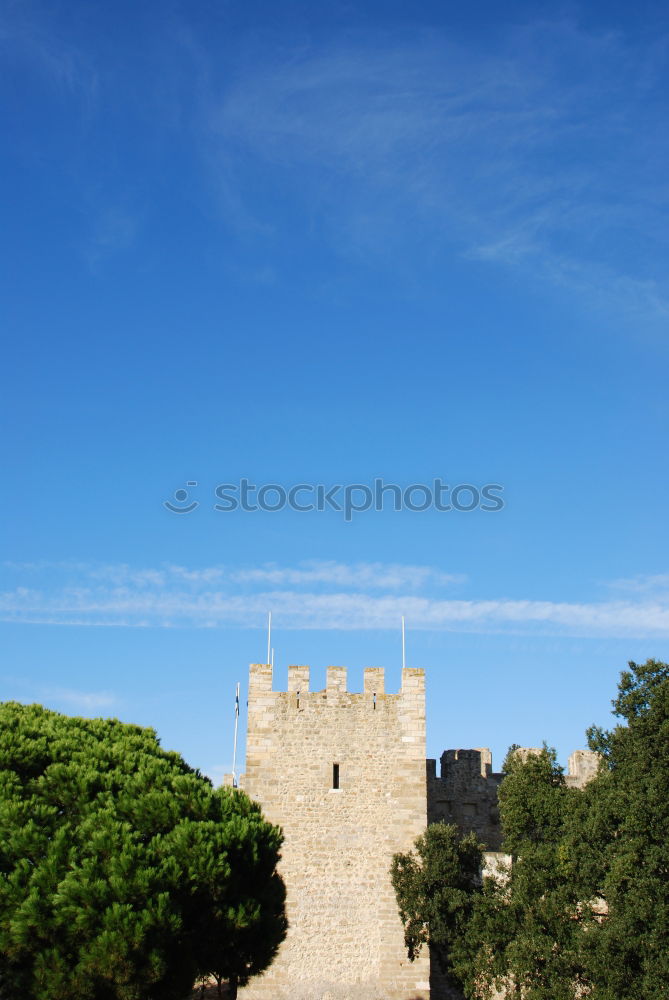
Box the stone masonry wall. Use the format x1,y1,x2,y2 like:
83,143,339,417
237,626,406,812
427,746,601,852
238,663,431,1000
427,748,504,851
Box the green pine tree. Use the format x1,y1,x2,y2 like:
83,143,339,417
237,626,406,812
0,702,286,1000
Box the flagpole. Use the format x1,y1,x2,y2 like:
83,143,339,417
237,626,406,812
401,615,406,670
267,611,272,665
232,682,240,788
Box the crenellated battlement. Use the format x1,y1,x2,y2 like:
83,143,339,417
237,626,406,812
248,662,423,701
440,747,495,778
428,746,504,849
287,664,309,692
428,746,601,851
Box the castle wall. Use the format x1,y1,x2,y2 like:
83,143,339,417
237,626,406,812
427,749,504,851
239,663,430,1000
427,747,600,852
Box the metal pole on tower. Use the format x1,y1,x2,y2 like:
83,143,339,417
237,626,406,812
401,615,406,670
267,611,272,665
231,682,240,788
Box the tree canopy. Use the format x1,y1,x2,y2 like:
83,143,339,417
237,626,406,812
575,659,669,999
487,745,589,1000
391,822,483,993
0,702,286,1000
392,659,669,1000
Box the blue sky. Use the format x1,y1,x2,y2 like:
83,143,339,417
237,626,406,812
2,0,668,782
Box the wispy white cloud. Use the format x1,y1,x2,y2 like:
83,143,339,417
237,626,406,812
2,560,669,638
206,20,669,320
6,9,667,319
2,559,463,591
232,561,463,590
606,573,669,595
0,1,98,101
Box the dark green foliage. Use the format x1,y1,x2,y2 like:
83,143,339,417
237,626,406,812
392,661,669,999
392,749,588,999
489,746,589,1000
0,702,286,1000
573,660,669,999
390,823,483,992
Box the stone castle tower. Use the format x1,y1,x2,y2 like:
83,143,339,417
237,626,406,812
229,663,600,1000
235,663,431,1000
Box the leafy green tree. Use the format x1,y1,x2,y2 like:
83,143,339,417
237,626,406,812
390,822,484,994
392,749,592,999
572,659,669,1000
0,702,286,1000
393,662,669,1000
488,746,589,1000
